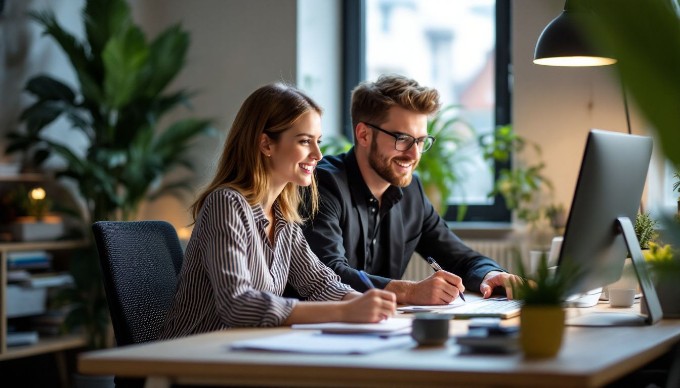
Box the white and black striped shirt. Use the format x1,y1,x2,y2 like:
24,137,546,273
160,188,353,339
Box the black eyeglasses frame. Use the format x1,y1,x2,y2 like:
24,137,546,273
363,122,436,153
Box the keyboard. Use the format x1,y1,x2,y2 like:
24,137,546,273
446,297,523,319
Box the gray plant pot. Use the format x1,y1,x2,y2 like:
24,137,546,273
655,279,680,318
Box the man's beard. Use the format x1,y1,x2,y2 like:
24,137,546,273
368,137,416,187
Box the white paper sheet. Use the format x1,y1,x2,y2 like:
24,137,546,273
291,318,412,334
230,331,414,354
397,298,466,313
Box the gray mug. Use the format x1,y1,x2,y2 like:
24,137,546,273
411,313,451,346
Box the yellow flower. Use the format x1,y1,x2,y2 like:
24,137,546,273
644,242,674,262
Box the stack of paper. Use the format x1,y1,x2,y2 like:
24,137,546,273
231,318,414,354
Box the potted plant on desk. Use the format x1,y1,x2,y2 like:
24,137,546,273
643,241,680,318
512,253,580,358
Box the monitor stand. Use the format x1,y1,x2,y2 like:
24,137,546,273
566,217,663,327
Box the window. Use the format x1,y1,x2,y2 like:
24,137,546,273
343,0,511,222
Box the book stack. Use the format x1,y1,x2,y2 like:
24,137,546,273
25,272,74,288
6,285,47,318
7,331,39,347
30,310,69,336
7,250,52,270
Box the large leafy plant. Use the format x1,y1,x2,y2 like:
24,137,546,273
5,0,213,348
417,105,477,217
584,0,680,170
673,170,680,202
583,0,680,283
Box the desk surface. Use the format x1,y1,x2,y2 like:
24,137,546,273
78,304,680,388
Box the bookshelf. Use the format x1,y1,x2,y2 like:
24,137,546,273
0,239,89,360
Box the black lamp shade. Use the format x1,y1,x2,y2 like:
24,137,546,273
534,5,616,67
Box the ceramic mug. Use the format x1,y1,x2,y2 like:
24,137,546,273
411,313,451,346
608,288,636,308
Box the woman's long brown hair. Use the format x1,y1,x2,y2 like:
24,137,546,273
191,83,322,224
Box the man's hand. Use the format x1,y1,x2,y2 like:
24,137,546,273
386,271,464,305
480,271,522,299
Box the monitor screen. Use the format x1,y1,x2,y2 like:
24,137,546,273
556,129,661,326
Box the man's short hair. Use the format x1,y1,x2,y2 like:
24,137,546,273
350,74,441,138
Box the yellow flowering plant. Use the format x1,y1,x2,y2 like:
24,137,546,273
643,241,679,282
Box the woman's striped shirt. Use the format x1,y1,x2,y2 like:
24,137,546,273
159,188,353,339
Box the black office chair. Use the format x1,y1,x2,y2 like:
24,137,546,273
92,220,184,388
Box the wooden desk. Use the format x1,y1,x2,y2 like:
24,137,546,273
78,305,680,388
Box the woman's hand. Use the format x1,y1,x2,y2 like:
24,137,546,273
342,289,397,323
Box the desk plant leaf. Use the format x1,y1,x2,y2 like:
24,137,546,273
5,0,214,349
511,252,581,306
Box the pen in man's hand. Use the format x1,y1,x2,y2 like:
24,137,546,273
358,270,376,290
425,256,466,302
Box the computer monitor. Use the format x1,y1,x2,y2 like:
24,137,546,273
556,129,662,326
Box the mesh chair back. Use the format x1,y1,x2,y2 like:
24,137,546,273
92,220,183,346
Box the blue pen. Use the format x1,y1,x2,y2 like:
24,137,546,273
426,256,466,302
358,270,376,290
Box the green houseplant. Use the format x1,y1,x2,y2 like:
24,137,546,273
480,125,563,252
416,105,477,217
480,125,556,228
607,212,660,299
511,253,580,358
5,0,213,349
319,134,352,156
634,212,659,250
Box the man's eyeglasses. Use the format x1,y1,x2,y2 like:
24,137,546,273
363,122,436,153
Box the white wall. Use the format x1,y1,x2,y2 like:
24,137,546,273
131,0,300,228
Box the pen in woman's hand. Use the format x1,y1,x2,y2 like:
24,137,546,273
426,256,466,302
358,270,376,290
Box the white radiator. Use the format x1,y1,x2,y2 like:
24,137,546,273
402,239,518,281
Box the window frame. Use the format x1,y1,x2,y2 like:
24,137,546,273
342,0,512,223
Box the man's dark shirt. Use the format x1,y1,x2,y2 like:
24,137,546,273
302,148,505,292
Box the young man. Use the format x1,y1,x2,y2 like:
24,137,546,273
302,74,518,305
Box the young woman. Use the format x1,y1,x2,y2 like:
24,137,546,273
160,83,396,339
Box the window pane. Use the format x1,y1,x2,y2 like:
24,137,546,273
365,0,496,206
